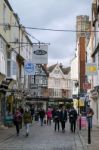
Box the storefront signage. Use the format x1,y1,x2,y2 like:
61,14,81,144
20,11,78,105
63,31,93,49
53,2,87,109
32,45,48,64
86,63,97,75
24,61,35,75
34,50,47,55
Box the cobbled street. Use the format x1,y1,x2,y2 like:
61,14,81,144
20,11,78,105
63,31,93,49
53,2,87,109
0,122,84,150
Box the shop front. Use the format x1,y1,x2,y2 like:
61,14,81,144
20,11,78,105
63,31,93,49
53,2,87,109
90,87,99,126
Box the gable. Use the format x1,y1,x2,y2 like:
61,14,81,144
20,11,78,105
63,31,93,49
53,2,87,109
35,65,46,76
50,64,64,78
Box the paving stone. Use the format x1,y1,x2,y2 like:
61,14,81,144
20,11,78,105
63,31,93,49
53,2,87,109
0,122,84,150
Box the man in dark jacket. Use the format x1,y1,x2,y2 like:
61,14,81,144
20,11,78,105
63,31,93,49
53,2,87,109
39,108,45,126
60,106,67,132
69,106,77,133
53,108,60,131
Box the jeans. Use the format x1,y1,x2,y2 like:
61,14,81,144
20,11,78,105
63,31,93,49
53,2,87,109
25,123,30,134
47,117,51,125
70,120,76,132
55,120,60,131
15,121,20,135
40,118,44,126
61,121,65,131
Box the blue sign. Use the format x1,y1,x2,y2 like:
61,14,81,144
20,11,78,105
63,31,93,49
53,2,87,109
24,61,35,75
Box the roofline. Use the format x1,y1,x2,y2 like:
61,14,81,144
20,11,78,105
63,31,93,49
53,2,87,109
91,43,99,57
4,0,13,12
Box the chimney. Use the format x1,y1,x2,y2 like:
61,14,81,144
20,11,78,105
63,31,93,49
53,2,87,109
59,63,63,68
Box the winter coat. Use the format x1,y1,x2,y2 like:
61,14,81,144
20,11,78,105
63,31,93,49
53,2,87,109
13,111,22,124
39,109,45,119
69,109,77,123
23,111,32,124
46,110,52,118
60,110,67,122
53,110,60,121
86,107,94,118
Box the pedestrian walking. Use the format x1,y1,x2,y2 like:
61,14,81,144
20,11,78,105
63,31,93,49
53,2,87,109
39,107,45,126
30,106,35,122
13,108,22,136
53,108,60,131
60,106,67,132
19,106,24,115
69,106,77,133
46,107,52,125
23,108,32,136
19,106,24,127
86,106,94,129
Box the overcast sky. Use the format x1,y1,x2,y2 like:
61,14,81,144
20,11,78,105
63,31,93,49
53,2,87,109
9,0,92,67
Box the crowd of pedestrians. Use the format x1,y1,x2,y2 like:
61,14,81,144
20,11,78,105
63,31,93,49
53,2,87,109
36,105,78,133
52,105,77,133
12,104,94,137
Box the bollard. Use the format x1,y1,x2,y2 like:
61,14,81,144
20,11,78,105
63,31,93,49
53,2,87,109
79,116,81,130
88,119,91,144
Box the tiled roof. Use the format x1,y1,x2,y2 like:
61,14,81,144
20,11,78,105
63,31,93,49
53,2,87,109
48,64,57,72
61,67,70,74
48,64,70,75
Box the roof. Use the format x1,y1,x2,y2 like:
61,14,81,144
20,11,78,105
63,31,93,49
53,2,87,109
48,64,57,72
41,65,49,76
4,0,13,11
61,67,70,74
92,43,99,57
48,64,70,75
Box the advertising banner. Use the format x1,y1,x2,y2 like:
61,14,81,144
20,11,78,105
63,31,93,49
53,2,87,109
32,45,48,64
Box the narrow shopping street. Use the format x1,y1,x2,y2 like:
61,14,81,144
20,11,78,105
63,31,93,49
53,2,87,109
0,121,84,150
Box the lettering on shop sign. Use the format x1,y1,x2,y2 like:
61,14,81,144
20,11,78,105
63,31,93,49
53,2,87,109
33,50,47,55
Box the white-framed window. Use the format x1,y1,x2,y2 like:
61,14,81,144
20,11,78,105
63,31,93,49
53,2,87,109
53,89,61,97
54,78,60,87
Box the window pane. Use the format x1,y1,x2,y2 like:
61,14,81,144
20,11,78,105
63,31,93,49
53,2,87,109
7,61,11,77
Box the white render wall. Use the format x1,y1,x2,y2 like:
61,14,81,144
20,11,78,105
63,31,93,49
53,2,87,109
48,64,72,98
70,55,79,95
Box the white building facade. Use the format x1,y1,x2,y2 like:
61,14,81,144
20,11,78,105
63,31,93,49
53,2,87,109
48,64,72,105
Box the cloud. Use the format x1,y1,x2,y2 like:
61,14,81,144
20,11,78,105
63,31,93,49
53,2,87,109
9,0,91,66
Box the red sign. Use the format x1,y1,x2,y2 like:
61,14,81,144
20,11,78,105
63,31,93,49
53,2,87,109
83,83,91,89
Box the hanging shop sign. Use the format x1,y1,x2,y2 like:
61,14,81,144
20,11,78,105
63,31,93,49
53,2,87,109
24,61,35,75
90,89,98,100
85,63,97,75
32,45,48,64
83,82,91,90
